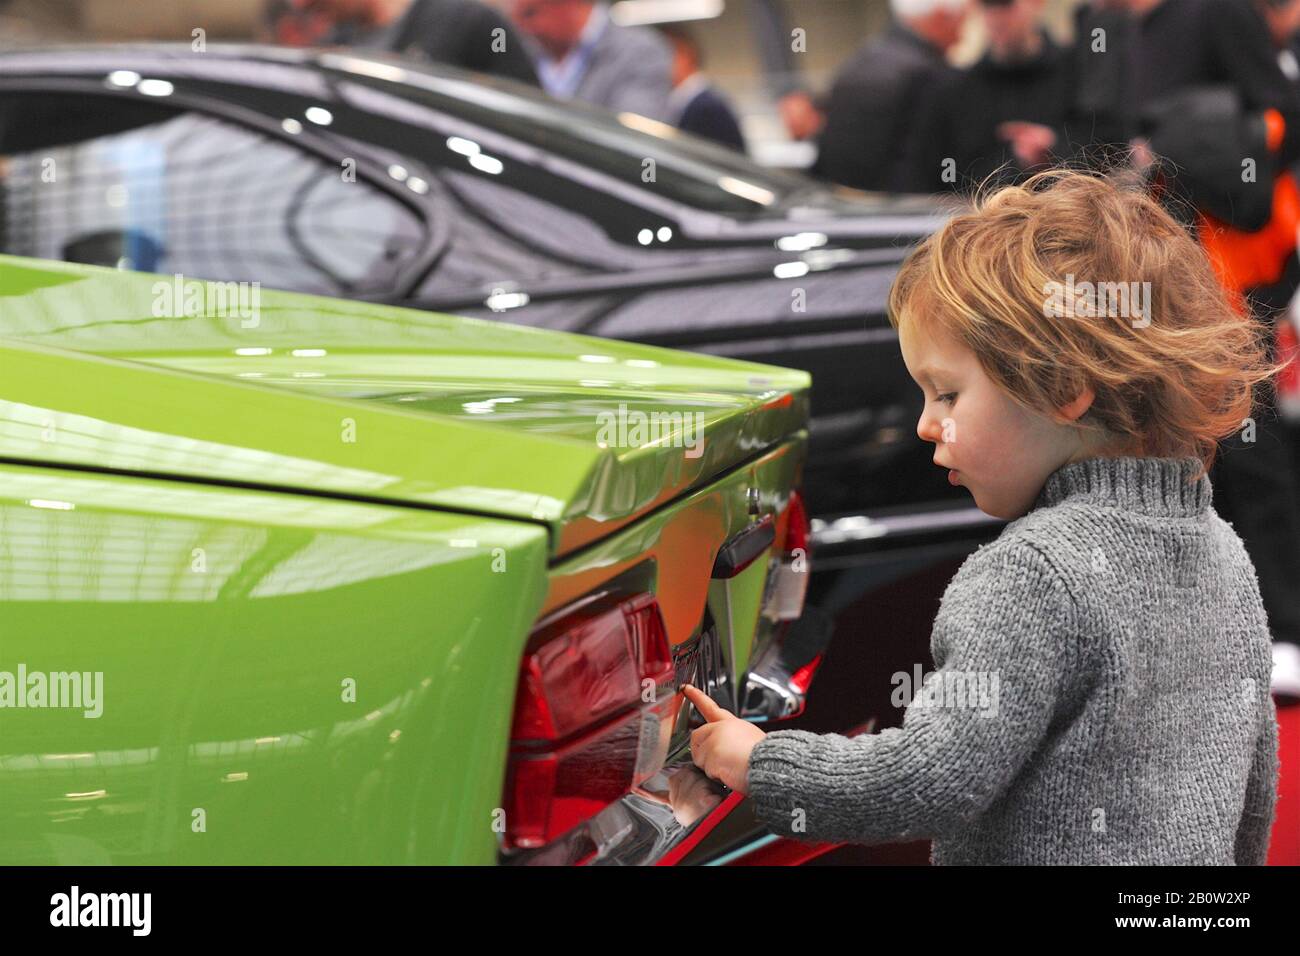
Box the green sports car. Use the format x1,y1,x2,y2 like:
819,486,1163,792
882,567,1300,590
0,255,815,865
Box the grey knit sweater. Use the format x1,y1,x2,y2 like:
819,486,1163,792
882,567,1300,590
747,455,1280,864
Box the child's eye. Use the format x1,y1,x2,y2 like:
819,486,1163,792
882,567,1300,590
937,392,957,406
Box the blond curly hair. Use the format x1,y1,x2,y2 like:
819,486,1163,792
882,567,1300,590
886,168,1288,478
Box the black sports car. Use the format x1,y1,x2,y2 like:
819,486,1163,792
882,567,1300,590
0,44,1000,861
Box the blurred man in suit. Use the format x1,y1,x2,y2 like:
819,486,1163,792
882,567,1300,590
511,0,672,120
659,24,746,152
814,0,968,193
290,0,539,84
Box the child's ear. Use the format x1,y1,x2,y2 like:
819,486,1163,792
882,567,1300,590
1059,385,1096,423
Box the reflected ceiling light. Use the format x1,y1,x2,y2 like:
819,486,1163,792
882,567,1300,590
106,70,141,88
291,348,327,357
718,176,775,206
137,78,174,97
656,226,672,242
484,290,529,310
281,117,303,134
447,136,480,157
616,111,676,138
387,164,409,181
610,0,725,27
27,499,75,511
407,176,430,194
468,154,503,175
320,53,409,84
578,354,616,363
803,248,856,271
463,396,523,413
776,232,827,252
235,347,272,356
774,262,810,279
304,106,334,126
637,228,653,245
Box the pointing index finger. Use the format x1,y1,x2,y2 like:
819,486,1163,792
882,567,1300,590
682,683,730,722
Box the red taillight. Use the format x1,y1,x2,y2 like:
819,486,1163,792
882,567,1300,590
783,490,810,556
762,490,811,623
789,653,823,695
503,592,675,849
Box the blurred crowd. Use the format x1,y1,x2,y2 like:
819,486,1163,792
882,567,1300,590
256,1,1300,199
261,0,747,151
811,0,1300,198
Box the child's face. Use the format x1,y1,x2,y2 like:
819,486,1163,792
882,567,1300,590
897,317,1088,520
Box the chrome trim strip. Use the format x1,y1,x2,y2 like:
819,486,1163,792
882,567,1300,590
811,506,1002,546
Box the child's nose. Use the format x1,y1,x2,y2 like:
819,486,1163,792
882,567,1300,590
917,407,943,444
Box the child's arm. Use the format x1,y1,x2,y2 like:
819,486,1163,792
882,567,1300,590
745,542,1078,846
1233,689,1279,865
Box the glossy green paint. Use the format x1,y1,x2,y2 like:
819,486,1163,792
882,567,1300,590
0,255,810,556
0,257,811,864
0,435,802,864
542,435,806,707
0,461,550,864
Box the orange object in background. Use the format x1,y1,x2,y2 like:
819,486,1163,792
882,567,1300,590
1196,170,1300,306
1196,107,1298,306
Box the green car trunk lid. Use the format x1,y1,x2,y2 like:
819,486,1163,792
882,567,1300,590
0,257,810,557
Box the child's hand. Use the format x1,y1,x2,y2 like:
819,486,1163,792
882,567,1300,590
682,683,766,795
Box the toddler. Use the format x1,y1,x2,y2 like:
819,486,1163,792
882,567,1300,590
685,169,1282,865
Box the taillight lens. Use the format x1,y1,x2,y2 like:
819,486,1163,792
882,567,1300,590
503,592,675,849
785,488,809,550
789,653,823,695
762,490,811,622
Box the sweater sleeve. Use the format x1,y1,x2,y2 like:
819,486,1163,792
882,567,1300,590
746,541,1078,845
1234,688,1279,865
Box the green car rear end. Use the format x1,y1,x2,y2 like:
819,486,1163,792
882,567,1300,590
0,256,813,865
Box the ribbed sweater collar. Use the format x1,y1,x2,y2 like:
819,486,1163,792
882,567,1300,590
1032,455,1211,518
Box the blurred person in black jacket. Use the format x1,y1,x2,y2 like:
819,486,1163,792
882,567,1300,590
814,0,968,193
1064,0,1300,186
1067,0,1300,697
909,0,1069,191
659,25,747,153
289,0,539,85
1258,0,1300,697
